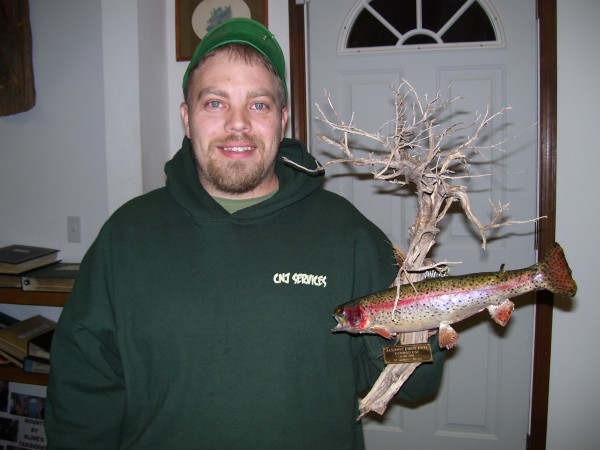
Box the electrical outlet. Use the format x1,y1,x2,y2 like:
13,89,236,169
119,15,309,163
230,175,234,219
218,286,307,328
67,216,81,243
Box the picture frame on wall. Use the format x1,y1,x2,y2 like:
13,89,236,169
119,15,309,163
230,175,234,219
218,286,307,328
176,0,268,61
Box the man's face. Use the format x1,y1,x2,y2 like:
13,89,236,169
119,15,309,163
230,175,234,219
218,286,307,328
180,50,288,199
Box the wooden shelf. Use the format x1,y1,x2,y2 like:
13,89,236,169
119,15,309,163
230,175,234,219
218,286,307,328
0,287,68,385
0,287,68,307
0,363,48,385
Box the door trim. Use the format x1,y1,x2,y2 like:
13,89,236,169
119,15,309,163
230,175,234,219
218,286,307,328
288,0,307,144
288,1,557,447
530,1,557,449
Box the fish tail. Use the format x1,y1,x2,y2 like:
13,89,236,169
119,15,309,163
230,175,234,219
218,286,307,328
536,243,577,297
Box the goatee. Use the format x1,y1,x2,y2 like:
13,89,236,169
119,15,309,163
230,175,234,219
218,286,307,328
197,134,273,195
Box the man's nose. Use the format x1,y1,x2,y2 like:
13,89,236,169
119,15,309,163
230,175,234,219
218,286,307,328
225,107,250,133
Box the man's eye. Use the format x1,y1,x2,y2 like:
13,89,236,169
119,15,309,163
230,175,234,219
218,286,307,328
207,100,221,109
252,102,268,111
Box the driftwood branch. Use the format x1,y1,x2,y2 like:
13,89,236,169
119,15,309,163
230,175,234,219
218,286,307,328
285,80,541,418
284,80,541,259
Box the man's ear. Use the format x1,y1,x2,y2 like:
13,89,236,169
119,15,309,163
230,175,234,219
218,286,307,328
280,106,289,141
180,102,191,138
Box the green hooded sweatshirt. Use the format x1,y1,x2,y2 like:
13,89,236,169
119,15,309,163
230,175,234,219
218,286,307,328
45,138,444,449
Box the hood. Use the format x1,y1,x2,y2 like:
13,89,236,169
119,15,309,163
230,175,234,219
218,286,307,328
165,137,324,221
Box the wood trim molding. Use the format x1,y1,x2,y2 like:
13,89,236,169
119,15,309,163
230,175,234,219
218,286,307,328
288,0,307,143
529,0,557,448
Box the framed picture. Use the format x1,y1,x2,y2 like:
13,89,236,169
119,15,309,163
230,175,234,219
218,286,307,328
176,0,268,61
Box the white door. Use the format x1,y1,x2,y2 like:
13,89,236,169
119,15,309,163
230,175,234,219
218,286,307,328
306,0,538,448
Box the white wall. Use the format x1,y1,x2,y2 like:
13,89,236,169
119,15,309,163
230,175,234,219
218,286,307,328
548,0,600,448
0,0,109,263
0,0,596,446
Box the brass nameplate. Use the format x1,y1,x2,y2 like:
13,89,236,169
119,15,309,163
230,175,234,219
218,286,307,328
383,343,433,364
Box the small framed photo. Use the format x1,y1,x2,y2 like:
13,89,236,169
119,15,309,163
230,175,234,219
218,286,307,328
176,0,268,61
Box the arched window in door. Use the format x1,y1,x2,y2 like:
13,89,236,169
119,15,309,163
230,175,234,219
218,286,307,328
341,0,504,53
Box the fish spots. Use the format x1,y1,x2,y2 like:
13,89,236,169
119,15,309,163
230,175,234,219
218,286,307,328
488,300,514,326
345,306,364,328
537,243,577,296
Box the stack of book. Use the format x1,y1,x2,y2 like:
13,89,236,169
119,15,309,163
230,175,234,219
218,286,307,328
0,244,60,289
0,244,79,292
0,314,55,374
0,244,60,274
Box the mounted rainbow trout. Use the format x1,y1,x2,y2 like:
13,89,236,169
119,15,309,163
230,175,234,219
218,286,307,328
333,243,577,349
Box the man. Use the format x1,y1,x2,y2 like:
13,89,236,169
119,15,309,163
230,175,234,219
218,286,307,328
45,18,444,449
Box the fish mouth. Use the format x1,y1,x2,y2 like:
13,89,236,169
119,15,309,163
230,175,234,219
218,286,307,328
331,314,351,333
332,323,347,333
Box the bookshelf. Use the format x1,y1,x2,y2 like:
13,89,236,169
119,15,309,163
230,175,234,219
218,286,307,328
0,287,67,385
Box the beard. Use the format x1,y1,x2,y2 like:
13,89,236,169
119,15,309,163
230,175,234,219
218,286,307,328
196,134,276,196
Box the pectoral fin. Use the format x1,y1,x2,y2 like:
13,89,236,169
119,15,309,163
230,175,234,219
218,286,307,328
439,323,459,349
371,326,393,340
488,299,515,326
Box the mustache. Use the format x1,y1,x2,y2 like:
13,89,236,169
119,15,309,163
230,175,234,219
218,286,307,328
214,133,261,147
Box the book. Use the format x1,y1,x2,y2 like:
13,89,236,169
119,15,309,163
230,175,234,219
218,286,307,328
27,328,54,360
0,311,19,329
0,245,60,274
0,315,56,363
23,355,50,374
0,312,18,365
21,262,80,292
0,347,23,368
0,273,22,288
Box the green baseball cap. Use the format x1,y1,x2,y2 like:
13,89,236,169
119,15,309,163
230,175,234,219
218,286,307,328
182,17,287,102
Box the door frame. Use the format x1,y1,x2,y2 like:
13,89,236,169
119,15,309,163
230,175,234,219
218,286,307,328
287,1,556,448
